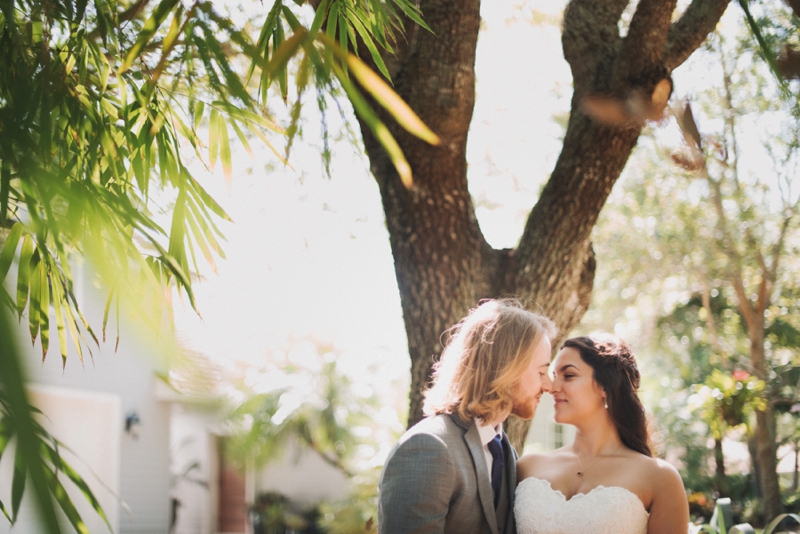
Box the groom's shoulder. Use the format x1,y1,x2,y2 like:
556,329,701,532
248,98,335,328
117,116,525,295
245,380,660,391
399,413,468,444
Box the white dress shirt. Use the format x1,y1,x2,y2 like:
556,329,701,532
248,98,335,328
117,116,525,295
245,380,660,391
476,419,503,478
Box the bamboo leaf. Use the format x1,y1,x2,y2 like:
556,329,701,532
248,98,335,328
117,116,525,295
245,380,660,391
0,222,24,282
309,0,328,38
319,33,439,146
186,195,226,258
230,118,253,157
0,307,62,533
344,9,391,81
193,100,205,128
11,446,26,521
274,19,288,101
326,2,339,68
332,62,412,187
0,498,11,523
39,260,50,358
263,27,307,86
208,107,220,171
391,0,431,32
50,274,69,367
28,257,42,345
119,0,180,74
62,299,85,364
102,289,114,344
184,207,217,273
186,173,233,222
42,442,113,532
16,236,34,315
44,466,90,534
245,122,291,166
218,115,233,185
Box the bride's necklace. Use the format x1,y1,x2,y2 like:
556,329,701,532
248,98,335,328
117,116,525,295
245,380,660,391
573,443,622,476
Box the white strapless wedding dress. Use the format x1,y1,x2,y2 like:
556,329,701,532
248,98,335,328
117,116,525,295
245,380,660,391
515,477,649,534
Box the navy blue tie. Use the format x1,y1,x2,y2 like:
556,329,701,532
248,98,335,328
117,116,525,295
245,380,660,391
488,435,505,508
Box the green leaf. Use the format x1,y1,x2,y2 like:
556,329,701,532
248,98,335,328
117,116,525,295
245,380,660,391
391,0,432,32
44,466,90,534
184,207,217,273
332,62,413,188
119,0,180,74
319,33,440,146
39,260,50,358
50,273,69,367
62,299,85,364
28,257,42,345
325,2,339,69
0,222,24,282
229,117,253,157
263,26,307,88
16,236,34,315
11,446,26,521
343,7,391,81
42,442,113,532
186,173,232,222
273,19,288,101
309,0,328,38
193,100,205,128
0,498,11,523
208,108,220,171
218,115,232,184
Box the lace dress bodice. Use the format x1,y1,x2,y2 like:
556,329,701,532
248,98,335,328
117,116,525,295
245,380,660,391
514,476,649,534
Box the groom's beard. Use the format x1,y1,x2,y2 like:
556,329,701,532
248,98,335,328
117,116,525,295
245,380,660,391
510,394,538,420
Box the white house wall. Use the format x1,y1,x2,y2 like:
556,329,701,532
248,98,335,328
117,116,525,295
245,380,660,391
1,272,174,534
255,439,348,509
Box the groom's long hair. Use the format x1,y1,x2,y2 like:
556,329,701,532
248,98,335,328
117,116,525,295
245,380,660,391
423,298,556,423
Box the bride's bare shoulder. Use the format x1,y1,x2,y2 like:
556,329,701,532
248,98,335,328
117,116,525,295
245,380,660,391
516,447,571,478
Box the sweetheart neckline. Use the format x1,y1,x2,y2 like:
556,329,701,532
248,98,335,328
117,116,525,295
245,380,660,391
517,476,650,516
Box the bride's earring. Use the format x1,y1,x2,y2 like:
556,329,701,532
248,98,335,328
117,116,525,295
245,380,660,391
603,398,608,409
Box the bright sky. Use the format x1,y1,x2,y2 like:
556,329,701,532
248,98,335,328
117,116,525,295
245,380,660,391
173,0,572,398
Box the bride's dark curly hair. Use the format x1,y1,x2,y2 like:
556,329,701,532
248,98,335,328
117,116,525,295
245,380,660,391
562,335,652,457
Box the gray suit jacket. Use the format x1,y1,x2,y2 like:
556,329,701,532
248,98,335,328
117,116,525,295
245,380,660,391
378,413,517,534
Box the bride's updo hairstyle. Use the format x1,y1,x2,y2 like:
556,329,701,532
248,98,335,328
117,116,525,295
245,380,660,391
561,335,652,457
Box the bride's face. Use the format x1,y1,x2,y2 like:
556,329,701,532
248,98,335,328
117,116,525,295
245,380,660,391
550,347,606,425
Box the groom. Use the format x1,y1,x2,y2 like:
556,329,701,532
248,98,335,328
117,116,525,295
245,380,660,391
378,299,556,534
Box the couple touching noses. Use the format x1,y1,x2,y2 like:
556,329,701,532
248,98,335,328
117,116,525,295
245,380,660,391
378,298,689,534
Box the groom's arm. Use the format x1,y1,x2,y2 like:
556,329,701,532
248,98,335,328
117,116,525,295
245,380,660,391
378,432,455,534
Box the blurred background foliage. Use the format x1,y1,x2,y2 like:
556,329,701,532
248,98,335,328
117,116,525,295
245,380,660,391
580,0,800,525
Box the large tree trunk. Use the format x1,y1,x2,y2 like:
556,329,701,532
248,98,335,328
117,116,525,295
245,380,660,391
349,0,730,449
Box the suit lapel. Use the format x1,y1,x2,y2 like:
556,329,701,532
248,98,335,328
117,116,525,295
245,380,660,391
456,415,500,534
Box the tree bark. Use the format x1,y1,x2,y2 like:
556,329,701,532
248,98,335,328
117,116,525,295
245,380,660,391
750,326,783,519
349,0,731,449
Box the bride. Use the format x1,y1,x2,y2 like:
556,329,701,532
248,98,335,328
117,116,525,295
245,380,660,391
515,335,689,534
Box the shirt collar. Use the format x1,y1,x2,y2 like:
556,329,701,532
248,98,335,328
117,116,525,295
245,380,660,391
475,419,502,447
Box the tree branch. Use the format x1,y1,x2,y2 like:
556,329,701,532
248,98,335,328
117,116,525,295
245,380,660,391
700,277,725,358
704,168,759,332
562,0,628,91
119,0,153,24
618,0,677,79
664,0,731,71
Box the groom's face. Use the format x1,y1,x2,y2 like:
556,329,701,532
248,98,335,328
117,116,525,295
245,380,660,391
510,336,553,420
